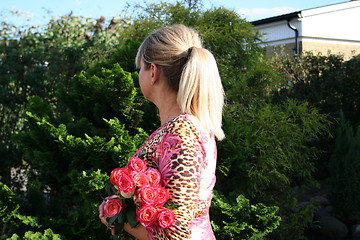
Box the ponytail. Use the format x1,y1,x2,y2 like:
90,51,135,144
178,47,225,140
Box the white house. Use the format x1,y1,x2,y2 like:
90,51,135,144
252,0,360,60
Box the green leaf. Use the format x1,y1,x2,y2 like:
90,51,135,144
107,215,118,229
164,200,180,210
126,206,138,228
117,212,125,229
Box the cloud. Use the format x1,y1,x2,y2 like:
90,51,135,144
237,6,297,21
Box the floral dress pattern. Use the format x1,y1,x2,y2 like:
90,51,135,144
133,113,217,240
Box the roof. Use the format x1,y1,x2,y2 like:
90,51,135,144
251,1,356,26
251,12,301,26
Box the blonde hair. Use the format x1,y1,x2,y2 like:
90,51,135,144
136,24,225,140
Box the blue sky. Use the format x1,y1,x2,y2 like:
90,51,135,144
1,0,345,26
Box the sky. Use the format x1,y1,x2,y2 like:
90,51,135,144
0,0,346,26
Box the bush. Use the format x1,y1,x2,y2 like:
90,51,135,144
328,114,360,223
271,52,360,179
1,182,19,225
218,99,330,239
1,181,61,240
13,63,147,239
6,229,62,240
211,191,280,240
218,100,329,201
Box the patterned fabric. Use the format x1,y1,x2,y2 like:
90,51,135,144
133,114,217,240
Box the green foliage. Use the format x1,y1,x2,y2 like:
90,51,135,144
0,1,342,239
219,99,329,202
70,169,108,195
218,99,329,238
272,51,346,118
0,182,39,229
12,62,147,239
0,13,123,188
198,7,261,70
270,51,360,236
328,114,360,222
59,63,143,129
272,51,360,179
1,181,58,239
341,55,360,124
273,200,318,240
6,229,62,240
211,191,281,240
129,0,202,27
0,182,20,224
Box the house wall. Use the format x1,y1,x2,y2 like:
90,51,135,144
254,1,360,60
264,40,360,60
301,1,360,41
255,20,300,46
301,40,360,60
263,43,296,58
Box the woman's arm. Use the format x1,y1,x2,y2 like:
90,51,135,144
151,119,203,239
124,223,148,240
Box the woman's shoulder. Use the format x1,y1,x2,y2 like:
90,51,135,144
167,113,197,132
167,114,210,143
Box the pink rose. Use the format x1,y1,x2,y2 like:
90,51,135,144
102,195,124,218
145,168,161,186
157,207,175,228
127,157,147,172
155,186,170,207
132,172,150,188
137,205,158,227
135,185,157,206
110,168,130,186
117,172,135,195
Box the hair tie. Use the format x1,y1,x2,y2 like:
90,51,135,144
187,46,196,58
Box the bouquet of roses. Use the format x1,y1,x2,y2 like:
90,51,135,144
100,156,176,231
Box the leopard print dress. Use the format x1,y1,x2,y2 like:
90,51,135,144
133,113,217,240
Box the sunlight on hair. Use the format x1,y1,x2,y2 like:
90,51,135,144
136,24,225,140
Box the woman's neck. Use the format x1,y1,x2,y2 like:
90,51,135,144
158,102,182,125
150,73,182,125
153,90,182,125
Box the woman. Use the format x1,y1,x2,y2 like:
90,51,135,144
100,24,225,240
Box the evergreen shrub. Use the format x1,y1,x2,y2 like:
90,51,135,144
328,114,360,222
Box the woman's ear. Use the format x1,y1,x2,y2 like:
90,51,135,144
150,63,160,84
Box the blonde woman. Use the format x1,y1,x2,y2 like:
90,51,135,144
100,24,225,240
